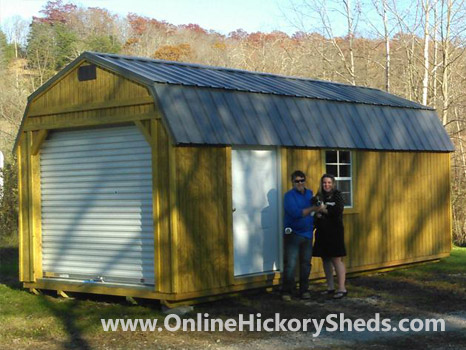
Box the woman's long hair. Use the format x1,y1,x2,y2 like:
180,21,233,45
317,173,337,199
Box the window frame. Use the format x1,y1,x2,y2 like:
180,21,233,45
323,150,354,209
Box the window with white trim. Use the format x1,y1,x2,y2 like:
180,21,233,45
325,150,353,207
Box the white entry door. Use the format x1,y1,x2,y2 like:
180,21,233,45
232,148,280,276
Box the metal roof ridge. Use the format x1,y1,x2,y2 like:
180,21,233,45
88,52,426,101
90,51,371,86
89,51,432,110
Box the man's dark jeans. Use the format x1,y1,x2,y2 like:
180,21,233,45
282,233,313,295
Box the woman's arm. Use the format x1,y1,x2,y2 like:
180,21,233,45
324,191,344,218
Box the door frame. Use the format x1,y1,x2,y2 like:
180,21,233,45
229,146,283,278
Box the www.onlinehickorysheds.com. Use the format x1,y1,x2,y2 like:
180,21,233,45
101,313,446,337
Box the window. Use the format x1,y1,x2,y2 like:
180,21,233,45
325,150,353,207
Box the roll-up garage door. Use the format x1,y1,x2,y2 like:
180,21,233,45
40,125,155,285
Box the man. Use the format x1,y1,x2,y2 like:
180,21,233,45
282,170,320,301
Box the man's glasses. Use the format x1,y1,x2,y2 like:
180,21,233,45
294,179,306,184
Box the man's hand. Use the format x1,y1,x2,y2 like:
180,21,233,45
302,204,324,217
318,204,328,214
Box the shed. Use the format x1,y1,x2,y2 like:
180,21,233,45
15,52,454,305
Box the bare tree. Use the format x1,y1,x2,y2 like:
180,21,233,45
369,0,392,91
389,0,423,101
432,0,440,108
422,0,431,105
382,0,391,92
285,0,361,85
2,16,29,59
318,0,359,85
440,0,451,125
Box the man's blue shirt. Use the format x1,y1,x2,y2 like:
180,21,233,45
284,188,314,239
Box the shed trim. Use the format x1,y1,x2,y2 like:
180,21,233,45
28,96,154,118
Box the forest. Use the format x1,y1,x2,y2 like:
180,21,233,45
0,0,465,245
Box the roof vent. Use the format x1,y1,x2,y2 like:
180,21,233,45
78,65,96,81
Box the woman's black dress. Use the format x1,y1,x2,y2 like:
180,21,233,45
313,189,346,258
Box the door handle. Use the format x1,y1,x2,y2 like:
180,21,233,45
232,208,236,212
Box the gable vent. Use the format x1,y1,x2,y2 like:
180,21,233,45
78,65,97,81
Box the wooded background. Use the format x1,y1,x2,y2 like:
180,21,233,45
0,0,464,246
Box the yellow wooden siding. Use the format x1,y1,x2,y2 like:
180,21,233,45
17,137,31,282
151,120,172,293
17,131,42,282
23,61,154,133
225,147,234,286
28,62,150,116
30,132,42,280
285,149,451,276
349,151,450,271
284,148,323,189
174,146,230,294
24,105,155,131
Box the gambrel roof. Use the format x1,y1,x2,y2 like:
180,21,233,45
16,51,455,152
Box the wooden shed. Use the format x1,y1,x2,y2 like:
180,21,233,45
15,52,454,305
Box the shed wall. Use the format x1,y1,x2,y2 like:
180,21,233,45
149,119,172,294
28,62,151,116
168,146,451,297
23,62,154,132
351,151,451,268
284,149,451,276
18,61,158,284
174,146,231,294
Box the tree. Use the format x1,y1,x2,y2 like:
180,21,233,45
285,0,362,85
53,22,78,68
373,0,392,92
152,43,193,62
26,22,55,86
124,13,175,57
69,7,122,55
34,0,77,24
422,0,431,105
2,16,28,59
85,34,121,54
0,157,18,241
26,0,80,84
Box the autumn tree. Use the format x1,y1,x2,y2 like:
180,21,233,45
70,7,122,55
123,14,175,57
152,43,193,61
26,1,79,85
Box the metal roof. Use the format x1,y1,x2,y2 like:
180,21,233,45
153,84,453,151
15,51,454,152
93,52,428,110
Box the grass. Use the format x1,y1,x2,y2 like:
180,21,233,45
1,243,465,349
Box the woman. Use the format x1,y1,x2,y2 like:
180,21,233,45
313,174,347,299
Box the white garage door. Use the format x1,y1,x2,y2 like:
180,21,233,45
40,125,155,285
232,148,281,276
